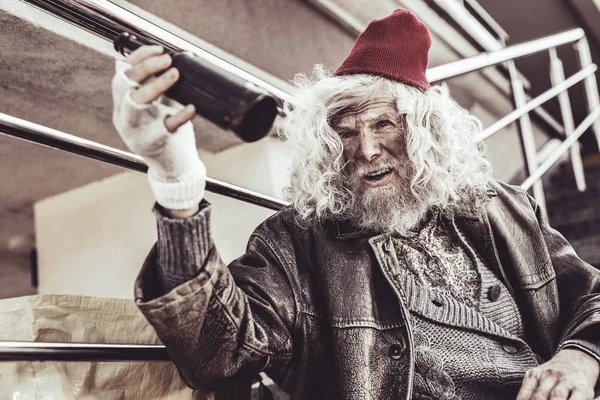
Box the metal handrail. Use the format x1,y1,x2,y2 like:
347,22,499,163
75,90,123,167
0,112,290,211
476,64,598,141
427,28,585,83
521,106,600,191
0,341,168,361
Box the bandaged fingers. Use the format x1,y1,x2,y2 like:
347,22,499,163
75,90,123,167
110,45,206,208
130,66,178,104
123,46,180,106
126,45,165,66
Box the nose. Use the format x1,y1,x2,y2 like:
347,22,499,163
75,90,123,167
357,130,382,162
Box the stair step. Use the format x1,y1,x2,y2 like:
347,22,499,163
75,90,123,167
546,195,600,215
548,155,600,186
542,156,600,268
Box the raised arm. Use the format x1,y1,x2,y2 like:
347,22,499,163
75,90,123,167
111,45,296,390
134,203,295,390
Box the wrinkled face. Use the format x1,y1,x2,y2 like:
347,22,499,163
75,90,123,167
332,94,411,201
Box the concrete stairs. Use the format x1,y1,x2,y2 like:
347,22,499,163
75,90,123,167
545,155,600,268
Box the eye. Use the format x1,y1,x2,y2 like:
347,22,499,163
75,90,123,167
376,120,393,129
338,130,357,139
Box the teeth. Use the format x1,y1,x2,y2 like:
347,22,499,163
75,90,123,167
367,168,390,176
365,168,392,178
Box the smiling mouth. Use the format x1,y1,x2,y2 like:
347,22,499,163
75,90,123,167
364,168,393,182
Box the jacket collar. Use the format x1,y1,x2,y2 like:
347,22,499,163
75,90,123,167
331,219,374,240
330,188,498,240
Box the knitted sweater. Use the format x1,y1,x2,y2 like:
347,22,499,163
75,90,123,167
389,212,537,398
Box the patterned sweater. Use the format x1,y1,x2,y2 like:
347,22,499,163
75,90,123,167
390,212,538,398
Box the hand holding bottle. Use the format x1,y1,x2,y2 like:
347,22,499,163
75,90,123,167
112,45,205,211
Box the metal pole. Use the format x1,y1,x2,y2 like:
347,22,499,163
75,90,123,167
521,106,600,191
462,0,509,43
574,37,600,150
0,112,290,211
548,48,586,192
427,28,585,83
19,0,291,107
477,64,597,141
0,341,169,361
507,61,546,209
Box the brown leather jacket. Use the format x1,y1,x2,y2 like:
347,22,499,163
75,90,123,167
135,181,600,399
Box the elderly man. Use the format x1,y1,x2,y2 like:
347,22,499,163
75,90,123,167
111,9,600,400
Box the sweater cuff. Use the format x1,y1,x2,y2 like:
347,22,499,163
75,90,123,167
153,201,213,292
147,161,206,210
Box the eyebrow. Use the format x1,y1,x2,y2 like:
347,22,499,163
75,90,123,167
375,112,396,122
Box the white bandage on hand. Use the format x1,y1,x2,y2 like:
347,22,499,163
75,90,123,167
111,60,206,210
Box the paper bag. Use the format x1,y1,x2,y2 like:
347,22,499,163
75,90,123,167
0,294,209,399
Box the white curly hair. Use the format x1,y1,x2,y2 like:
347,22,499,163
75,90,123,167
278,65,493,229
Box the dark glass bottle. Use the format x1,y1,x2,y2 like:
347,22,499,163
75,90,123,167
114,32,278,142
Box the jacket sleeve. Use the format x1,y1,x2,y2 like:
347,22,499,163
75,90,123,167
527,195,600,363
133,202,296,391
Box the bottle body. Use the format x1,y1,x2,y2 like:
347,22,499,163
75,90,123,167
114,33,278,142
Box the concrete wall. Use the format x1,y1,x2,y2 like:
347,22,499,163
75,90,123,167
34,138,286,298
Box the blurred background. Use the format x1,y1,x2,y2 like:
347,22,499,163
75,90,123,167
1,0,600,301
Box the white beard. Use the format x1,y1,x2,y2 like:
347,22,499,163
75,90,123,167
349,180,431,235
345,157,431,235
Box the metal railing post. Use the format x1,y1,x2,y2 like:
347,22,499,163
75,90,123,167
574,37,600,150
521,106,600,190
476,65,597,141
548,48,586,192
0,341,169,361
426,28,585,82
508,61,546,209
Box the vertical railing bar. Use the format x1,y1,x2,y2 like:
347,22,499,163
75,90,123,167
574,37,600,150
548,48,586,192
507,60,547,209
521,106,600,190
476,64,597,141
426,28,585,83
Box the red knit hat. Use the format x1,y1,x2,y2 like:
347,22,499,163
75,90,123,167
335,9,431,91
